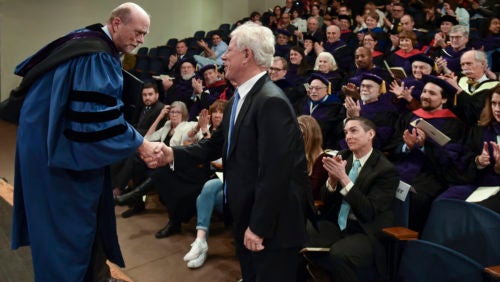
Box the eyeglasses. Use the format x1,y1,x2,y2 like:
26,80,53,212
269,67,284,72
170,110,182,115
360,84,375,89
449,35,464,40
308,86,327,91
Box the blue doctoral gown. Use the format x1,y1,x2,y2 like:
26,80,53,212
12,28,143,281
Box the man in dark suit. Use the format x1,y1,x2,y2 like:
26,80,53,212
146,22,316,282
135,82,165,135
305,117,399,282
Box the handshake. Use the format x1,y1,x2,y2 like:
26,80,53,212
137,140,174,169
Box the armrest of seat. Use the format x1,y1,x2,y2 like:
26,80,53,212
484,265,500,279
382,226,419,240
314,200,325,209
210,161,223,170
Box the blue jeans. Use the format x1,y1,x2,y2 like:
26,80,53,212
196,178,223,235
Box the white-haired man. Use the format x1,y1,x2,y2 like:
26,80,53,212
444,49,500,125
147,22,316,282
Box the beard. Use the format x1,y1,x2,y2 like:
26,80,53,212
181,73,195,81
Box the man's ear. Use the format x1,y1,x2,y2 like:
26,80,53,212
368,129,376,139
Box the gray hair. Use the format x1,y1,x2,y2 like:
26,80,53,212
230,22,275,68
450,25,469,38
170,101,189,121
473,50,488,65
314,52,338,71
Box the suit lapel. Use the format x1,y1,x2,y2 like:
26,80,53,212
355,150,379,190
227,75,268,157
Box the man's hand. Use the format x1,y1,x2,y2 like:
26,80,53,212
390,34,400,48
390,80,414,102
323,155,350,187
342,83,360,100
192,77,204,94
344,96,360,118
161,77,174,91
313,42,324,55
244,227,264,252
403,127,426,150
138,140,165,168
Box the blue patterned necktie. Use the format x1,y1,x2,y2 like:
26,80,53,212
338,159,361,231
224,90,240,203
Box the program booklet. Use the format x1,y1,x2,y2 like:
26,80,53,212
466,186,500,203
300,247,331,253
410,118,451,146
384,60,407,80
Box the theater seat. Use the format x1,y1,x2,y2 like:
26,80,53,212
397,240,483,282
385,199,500,281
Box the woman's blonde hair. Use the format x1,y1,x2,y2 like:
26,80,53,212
298,115,323,174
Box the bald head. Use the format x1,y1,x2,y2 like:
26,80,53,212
108,2,149,25
307,17,319,32
107,2,150,54
326,25,341,43
355,46,373,69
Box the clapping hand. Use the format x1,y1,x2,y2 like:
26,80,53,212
390,80,414,102
323,155,350,187
192,77,204,94
344,96,360,118
476,142,492,167
342,83,360,100
198,109,210,130
403,127,426,150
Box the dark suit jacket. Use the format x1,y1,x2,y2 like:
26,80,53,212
324,149,399,239
323,149,399,274
134,101,164,136
173,74,316,249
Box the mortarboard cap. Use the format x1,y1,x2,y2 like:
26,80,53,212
338,15,352,22
303,33,320,44
421,74,458,99
438,15,459,26
276,29,292,37
409,54,434,67
361,73,386,93
179,57,197,68
198,64,218,77
308,73,332,94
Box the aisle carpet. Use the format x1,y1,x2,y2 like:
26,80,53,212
0,179,132,282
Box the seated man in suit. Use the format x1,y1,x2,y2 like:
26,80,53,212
134,82,165,135
305,117,399,282
111,82,165,203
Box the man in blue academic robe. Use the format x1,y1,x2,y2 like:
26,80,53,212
11,3,160,281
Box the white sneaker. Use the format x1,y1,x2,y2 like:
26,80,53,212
183,238,208,261
187,251,207,268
